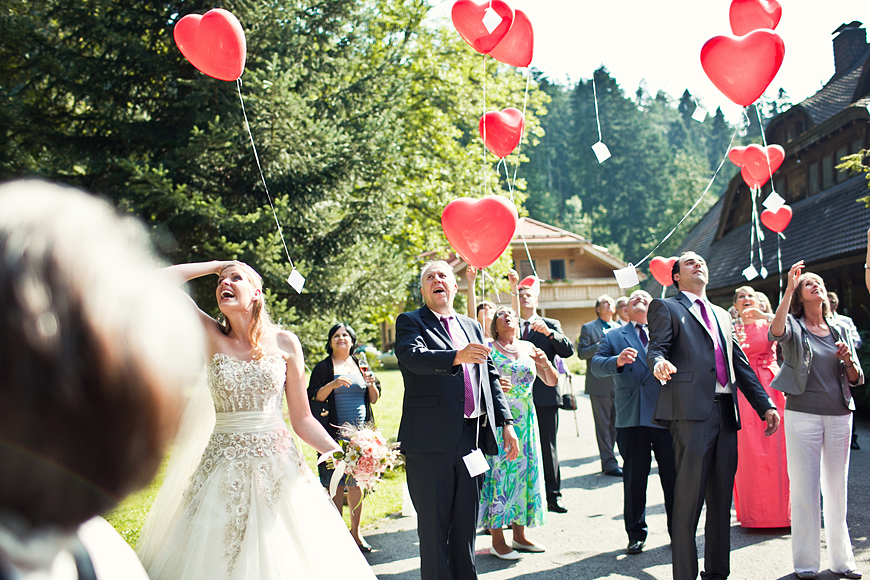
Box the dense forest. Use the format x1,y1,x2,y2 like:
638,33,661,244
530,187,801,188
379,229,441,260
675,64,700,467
0,0,786,356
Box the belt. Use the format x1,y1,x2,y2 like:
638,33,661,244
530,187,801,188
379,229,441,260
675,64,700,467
713,393,733,403
463,416,481,427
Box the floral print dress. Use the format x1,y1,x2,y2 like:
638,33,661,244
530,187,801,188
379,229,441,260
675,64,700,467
478,344,547,529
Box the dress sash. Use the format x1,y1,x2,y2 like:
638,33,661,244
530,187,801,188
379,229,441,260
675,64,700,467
213,409,285,433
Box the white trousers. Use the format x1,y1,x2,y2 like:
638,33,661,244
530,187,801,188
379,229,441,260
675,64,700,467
785,409,856,574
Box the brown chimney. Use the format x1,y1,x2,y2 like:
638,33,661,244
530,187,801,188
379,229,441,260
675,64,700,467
832,21,867,79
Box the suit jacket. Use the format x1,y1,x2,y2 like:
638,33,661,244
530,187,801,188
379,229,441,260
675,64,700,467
577,318,617,396
395,305,512,453
523,315,574,406
590,322,665,430
646,292,774,429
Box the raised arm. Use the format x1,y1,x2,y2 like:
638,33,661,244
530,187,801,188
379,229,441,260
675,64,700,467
280,331,340,454
770,261,803,339
466,266,478,320
159,260,230,351
866,228,870,294
509,269,520,337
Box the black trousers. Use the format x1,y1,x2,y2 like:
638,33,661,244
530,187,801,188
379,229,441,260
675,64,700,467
535,404,561,502
669,399,739,580
405,422,483,580
615,426,677,543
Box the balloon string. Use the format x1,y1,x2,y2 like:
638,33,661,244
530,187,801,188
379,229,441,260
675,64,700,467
592,73,603,143
749,188,759,268
777,235,783,303
752,103,779,195
482,54,488,198
508,69,532,197
236,79,294,270
633,125,741,269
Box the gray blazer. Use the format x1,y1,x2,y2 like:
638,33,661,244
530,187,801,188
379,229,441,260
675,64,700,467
577,317,616,396
769,314,864,409
591,322,665,429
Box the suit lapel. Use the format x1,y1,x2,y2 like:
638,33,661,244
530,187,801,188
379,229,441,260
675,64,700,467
621,323,649,370
421,305,452,345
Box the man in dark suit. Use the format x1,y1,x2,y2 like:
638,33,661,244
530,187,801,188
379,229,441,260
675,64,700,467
591,290,676,555
517,278,575,513
396,260,519,580
647,252,780,580
577,295,622,476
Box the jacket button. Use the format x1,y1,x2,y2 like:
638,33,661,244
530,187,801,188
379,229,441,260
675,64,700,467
710,368,715,373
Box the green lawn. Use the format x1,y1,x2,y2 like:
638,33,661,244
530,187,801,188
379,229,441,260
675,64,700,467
105,369,407,548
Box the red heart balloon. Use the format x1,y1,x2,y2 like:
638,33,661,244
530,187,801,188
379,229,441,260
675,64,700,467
700,29,785,106
728,146,747,167
488,9,534,67
741,166,766,189
479,108,524,158
742,144,785,180
760,204,792,233
442,196,518,269
649,256,678,287
174,9,246,81
729,0,782,36
451,0,514,54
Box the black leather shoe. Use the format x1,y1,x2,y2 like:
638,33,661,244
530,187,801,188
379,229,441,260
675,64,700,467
626,540,644,554
605,467,624,477
547,499,568,513
852,434,860,450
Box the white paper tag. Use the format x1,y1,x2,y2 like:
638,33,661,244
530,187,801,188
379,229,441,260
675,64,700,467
613,264,639,288
742,264,759,281
691,106,708,123
760,266,769,279
463,448,490,477
287,268,305,294
591,141,611,163
762,191,786,212
482,7,502,34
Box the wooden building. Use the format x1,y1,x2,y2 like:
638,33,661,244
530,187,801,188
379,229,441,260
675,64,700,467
649,21,870,328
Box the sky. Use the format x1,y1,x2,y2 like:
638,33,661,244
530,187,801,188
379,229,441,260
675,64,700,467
427,0,870,123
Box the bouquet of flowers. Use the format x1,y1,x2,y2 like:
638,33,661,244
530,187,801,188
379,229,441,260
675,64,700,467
325,423,401,495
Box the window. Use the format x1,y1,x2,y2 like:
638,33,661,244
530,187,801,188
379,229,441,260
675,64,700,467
550,259,565,280
837,147,849,182
809,162,820,195
822,154,833,189
853,139,866,154
519,260,536,279
774,177,786,196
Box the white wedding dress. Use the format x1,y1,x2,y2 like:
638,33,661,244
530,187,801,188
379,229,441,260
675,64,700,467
137,353,376,580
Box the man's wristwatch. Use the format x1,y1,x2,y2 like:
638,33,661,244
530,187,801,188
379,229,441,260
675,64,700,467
499,419,515,427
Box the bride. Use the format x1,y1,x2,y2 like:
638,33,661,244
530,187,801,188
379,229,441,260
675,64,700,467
136,260,376,580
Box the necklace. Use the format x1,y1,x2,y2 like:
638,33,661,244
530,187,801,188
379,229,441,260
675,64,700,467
496,338,519,354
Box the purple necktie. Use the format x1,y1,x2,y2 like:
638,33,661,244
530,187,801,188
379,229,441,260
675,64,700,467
697,300,729,387
441,317,475,417
522,321,530,340
637,324,648,348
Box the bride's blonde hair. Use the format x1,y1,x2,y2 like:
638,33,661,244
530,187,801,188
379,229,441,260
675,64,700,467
218,261,275,360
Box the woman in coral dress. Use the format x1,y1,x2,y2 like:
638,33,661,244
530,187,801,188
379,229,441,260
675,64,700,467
732,286,790,528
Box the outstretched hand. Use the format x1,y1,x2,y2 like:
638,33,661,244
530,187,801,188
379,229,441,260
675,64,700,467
653,360,677,383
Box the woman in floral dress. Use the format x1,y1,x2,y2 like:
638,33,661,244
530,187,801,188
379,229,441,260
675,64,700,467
479,306,559,559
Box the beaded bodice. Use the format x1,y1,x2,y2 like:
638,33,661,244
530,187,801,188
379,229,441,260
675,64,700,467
207,353,286,413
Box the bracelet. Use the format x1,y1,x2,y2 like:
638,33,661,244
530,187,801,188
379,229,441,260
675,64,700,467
510,291,518,295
